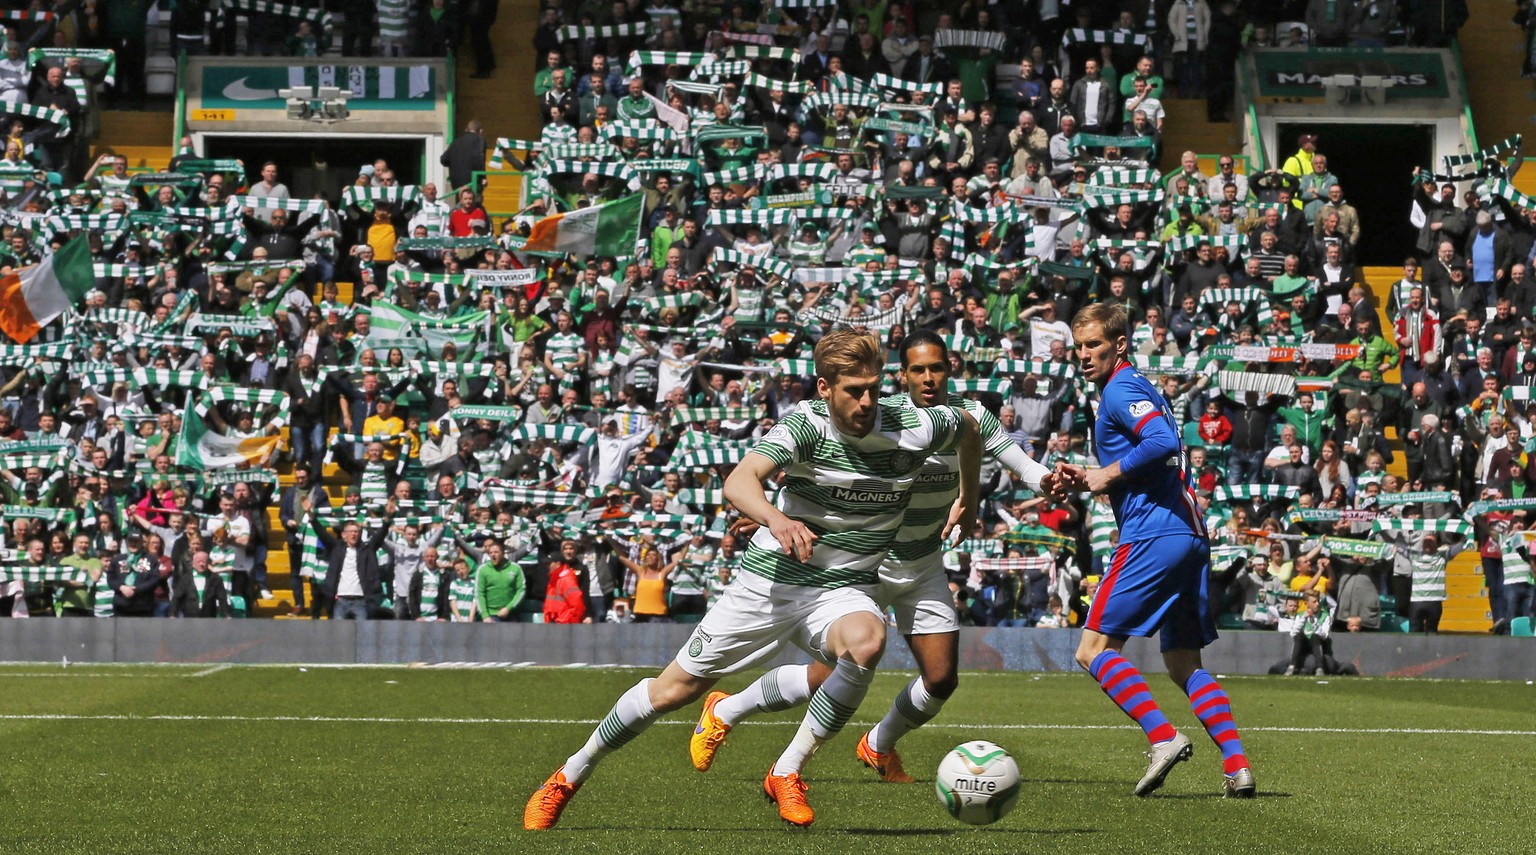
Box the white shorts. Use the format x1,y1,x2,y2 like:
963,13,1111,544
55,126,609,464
674,570,883,678
878,553,960,636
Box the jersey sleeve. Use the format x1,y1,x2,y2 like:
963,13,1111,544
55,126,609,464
1108,378,1181,478
919,405,964,455
970,400,1010,457
748,409,816,470
969,400,1051,489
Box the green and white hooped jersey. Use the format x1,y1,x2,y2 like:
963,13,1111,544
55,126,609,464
742,398,963,589
360,462,390,502
674,545,715,596
732,286,766,323
419,569,442,620
377,0,410,36
705,552,739,602
1503,533,1534,587
449,575,477,620
1088,499,1117,556
884,393,1031,567
209,545,235,577
92,574,113,617
547,332,584,370
1410,550,1448,602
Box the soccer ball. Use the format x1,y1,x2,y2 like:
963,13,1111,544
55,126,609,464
934,740,1021,826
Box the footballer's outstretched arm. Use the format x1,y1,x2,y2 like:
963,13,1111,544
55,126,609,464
992,439,1055,493
724,450,818,561
945,411,982,540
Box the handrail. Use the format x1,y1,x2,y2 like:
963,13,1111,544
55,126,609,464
1450,38,1479,155
1246,104,1266,171
1236,52,1267,171
441,52,457,186
445,51,456,147
171,51,187,146
472,168,529,208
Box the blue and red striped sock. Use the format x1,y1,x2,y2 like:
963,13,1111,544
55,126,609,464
1183,669,1249,775
1088,651,1176,745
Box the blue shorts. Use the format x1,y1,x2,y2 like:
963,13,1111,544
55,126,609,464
1085,533,1218,653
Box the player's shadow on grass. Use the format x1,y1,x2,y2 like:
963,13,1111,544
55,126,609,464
1158,791,1292,800
571,825,1103,836
835,827,1102,837
1019,778,1124,786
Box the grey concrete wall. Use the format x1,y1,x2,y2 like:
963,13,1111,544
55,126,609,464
1,621,1529,680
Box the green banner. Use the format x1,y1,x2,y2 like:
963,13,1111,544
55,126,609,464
129,173,204,189
1290,508,1377,523
1321,536,1392,561
0,437,68,454
198,468,280,488
450,405,525,422
884,185,947,200
1073,133,1156,150
1464,497,1536,517
396,236,497,252
186,316,272,336
201,63,437,111
863,116,926,135
173,158,246,175
0,505,75,523
630,159,694,173
1377,491,1457,507
759,190,831,209
1250,49,1449,100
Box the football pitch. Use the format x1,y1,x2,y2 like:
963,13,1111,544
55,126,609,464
1,664,1530,854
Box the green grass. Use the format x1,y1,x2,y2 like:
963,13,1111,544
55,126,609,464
0,664,1532,854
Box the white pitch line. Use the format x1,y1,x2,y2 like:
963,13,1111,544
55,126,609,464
190,664,231,678
0,713,1533,736
0,673,187,678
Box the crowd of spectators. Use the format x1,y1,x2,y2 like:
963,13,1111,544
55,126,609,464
0,0,1520,652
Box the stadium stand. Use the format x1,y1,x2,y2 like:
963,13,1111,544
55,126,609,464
0,0,1525,648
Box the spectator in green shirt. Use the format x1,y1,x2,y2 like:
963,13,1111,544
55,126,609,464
475,537,526,622
616,78,657,121
533,51,574,98
504,295,550,343
1276,391,1328,455
56,534,101,616
1159,205,1205,241
984,269,1026,332
1331,315,1401,383
1119,54,1166,100
1270,254,1312,298
650,206,685,267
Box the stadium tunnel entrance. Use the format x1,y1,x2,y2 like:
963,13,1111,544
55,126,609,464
200,135,427,205
1277,122,1433,267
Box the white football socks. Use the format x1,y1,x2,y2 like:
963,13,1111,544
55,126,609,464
564,678,658,784
771,658,873,777
714,664,812,726
866,676,946,755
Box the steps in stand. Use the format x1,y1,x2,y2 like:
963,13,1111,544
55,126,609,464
451,0,542,199
1158,98,1240,167
91,111,175,169
1459,0,1527,153
1361,266,1491,633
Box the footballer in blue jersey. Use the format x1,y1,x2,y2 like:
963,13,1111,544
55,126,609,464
1058,303,1256,800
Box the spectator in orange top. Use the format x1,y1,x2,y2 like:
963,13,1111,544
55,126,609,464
544,539,591,624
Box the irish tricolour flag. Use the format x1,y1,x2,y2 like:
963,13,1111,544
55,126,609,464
175,394,283,471
0,235,94,343
523,194,643,258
